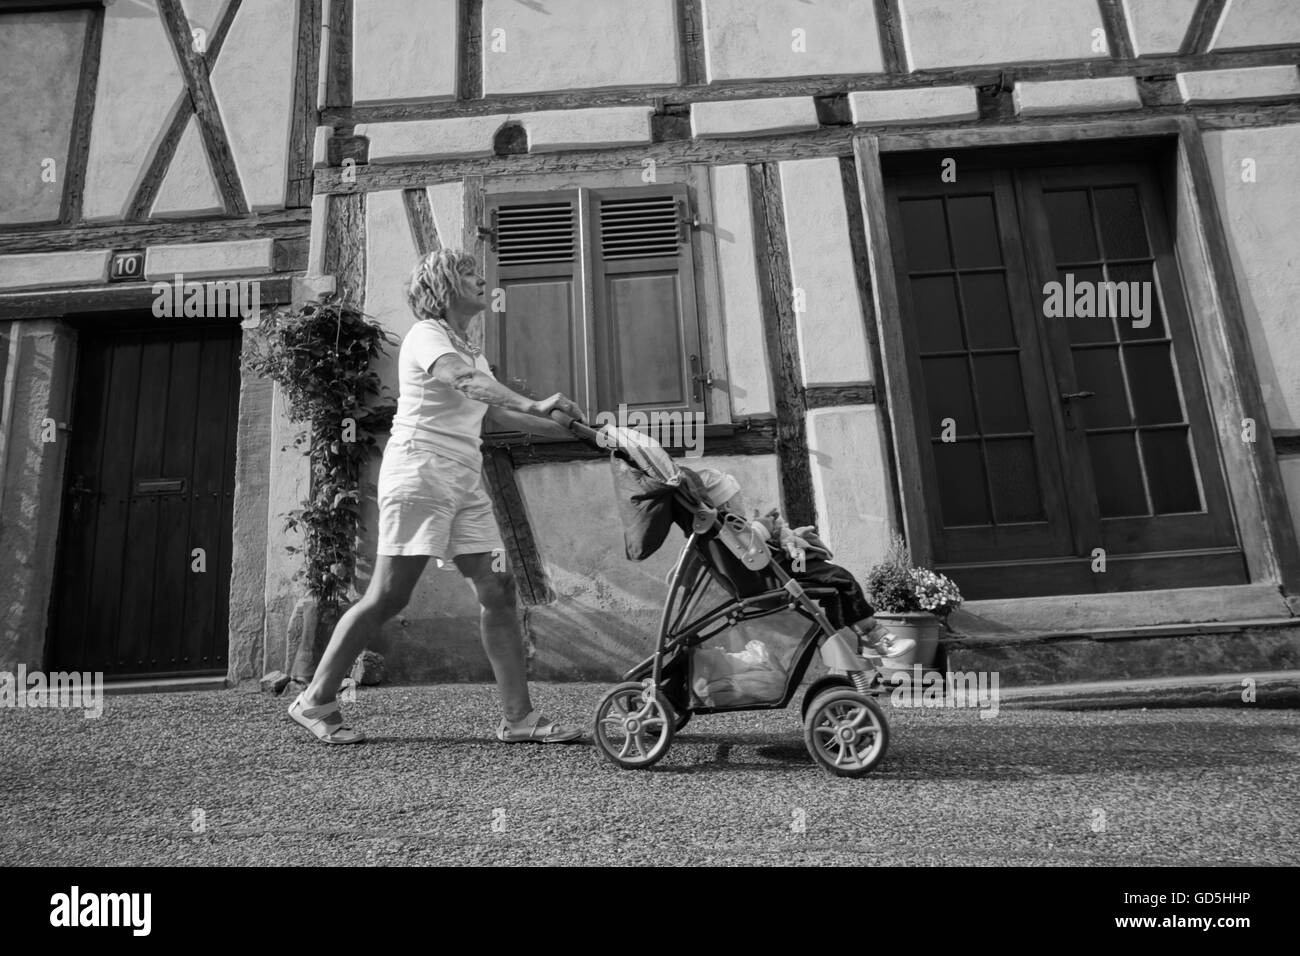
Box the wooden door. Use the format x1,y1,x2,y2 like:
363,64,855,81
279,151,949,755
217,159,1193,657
1017,163,1242,591
49,321,241,678
885,160,1246,599
887,168,1077,571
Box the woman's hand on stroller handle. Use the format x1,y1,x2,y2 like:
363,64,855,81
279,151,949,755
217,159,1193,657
531,392,586,423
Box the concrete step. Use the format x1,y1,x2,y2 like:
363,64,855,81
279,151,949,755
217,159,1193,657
997,670,1300,710
102,675,227,695
942,617,1300,687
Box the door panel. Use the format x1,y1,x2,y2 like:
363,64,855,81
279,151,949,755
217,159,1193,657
50,322,240,678
494,275,579,399
1018,164,1240,560
886,169,1075,566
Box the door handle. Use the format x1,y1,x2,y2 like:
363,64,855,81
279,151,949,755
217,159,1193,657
67,474,94,519
1058,390,1095,431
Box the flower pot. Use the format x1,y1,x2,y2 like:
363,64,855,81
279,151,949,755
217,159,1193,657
875,612,941,668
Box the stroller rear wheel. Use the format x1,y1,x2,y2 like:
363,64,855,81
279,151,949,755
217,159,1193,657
803,687,889,777
593,681,676,769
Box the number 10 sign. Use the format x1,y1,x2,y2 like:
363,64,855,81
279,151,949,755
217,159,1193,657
109,251,145,283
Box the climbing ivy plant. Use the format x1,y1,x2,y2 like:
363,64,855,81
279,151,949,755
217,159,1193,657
242,294,397,611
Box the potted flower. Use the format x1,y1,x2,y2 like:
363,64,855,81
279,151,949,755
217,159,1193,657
865,534,963,668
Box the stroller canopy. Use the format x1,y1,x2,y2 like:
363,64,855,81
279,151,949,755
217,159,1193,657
608,442,712,561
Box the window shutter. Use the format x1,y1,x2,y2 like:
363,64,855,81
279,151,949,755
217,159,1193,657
483,193,584,416
590,184,704,417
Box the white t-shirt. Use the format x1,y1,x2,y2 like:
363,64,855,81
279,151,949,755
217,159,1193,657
389,321,495,467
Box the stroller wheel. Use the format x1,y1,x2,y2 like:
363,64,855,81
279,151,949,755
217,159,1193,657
803,688,889,778
674,711,692,733
593,681,676,770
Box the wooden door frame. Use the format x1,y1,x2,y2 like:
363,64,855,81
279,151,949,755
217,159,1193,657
853,117,1300,607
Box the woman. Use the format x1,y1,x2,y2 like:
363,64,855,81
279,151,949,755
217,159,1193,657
288,249,586,745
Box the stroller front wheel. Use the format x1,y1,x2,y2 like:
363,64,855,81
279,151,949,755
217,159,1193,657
803,687,889,777
593,681,677,770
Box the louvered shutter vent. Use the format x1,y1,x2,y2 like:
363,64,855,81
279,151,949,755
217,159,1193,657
494,202,575,265
599,195,680,260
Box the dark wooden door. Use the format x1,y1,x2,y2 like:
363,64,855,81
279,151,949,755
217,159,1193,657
886,160,1246,599
887,168,1077,568
49,321,241,678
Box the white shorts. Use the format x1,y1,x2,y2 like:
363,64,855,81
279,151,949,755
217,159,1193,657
376,438,505,560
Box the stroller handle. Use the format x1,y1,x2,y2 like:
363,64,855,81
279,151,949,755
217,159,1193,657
550,408,603,446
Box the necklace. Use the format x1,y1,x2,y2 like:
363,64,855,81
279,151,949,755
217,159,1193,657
435,317,481,357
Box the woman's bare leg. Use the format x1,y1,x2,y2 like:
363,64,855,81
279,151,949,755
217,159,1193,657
453,551,532,722
302,553,429,708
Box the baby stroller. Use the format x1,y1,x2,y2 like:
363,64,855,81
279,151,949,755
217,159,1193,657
552,412,890,777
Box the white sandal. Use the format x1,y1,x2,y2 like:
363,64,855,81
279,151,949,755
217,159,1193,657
496,709,584,744
288,693,367,745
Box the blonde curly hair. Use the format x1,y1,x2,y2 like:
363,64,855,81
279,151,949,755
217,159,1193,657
407,248,479,322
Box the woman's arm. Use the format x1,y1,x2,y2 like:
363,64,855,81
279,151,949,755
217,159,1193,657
430,352,585,430
482,405,574,439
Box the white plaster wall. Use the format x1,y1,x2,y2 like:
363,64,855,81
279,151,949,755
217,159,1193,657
0,10,87,225
1013,76,1142,116
180,0,226,35
708,165,774,419
151,115,225,218
519,454,782,678
363,189,421,389
143,238,274,280
1121,0,1199,55
1177,65,1300,102
1203,125,1300,430
360,115,503,163
480,0,679,95
81,3,186,221
779,158,873,387
360,107,654,163
701,0,884,82
691,97,820,139
1211,0,1300,50
352,0,458,104
427,182,465,250
209,0,299,210
0,251,110,291
527,107,654,153
849,86,980,126
898,0,1109,70
806,406,896,584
